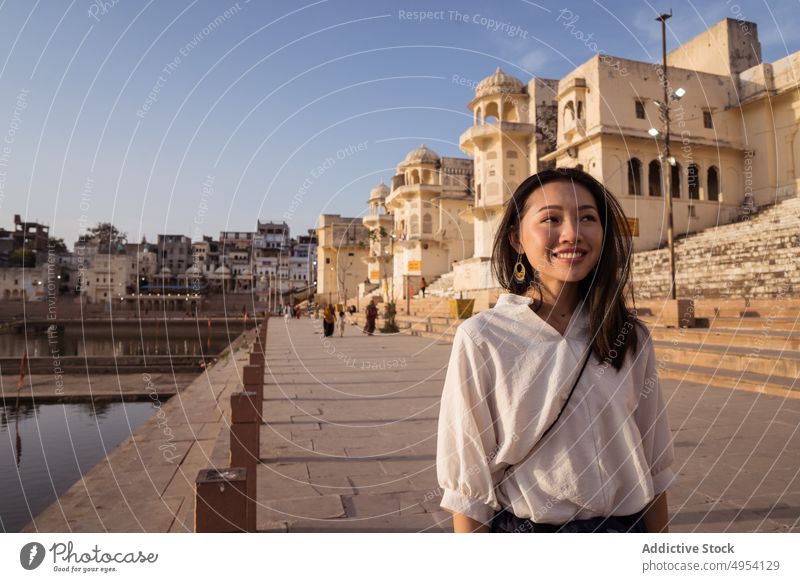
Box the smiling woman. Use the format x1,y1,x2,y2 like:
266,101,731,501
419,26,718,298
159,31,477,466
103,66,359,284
436,168,674,534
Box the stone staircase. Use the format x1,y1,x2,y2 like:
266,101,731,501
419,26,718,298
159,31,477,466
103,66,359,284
632,195,800,298
420,272,455,298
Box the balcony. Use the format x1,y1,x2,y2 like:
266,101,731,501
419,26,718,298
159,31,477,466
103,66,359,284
561,117,586,143
460,121,535,151
385,183,440,207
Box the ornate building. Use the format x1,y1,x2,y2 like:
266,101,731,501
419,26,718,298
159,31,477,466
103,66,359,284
362,181,393,298
384,145,474,300
454,69,558,292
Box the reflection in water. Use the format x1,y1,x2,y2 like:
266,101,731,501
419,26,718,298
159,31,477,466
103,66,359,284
0,401,156,532
0,327,233,358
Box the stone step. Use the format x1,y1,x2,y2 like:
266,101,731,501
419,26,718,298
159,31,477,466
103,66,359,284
636,304,800,319
410,329,457,342
659,362,798,398
640,315,799,332
653,340,800,379
651,327,800,351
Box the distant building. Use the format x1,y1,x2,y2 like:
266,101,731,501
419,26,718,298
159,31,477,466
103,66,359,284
362,181,393,297
255,221,290,252
80,253,131,303
316,214,370,305
0,214,50,266
156,234,192,283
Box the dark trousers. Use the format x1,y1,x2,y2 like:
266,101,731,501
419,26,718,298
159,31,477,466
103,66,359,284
491,508,648,533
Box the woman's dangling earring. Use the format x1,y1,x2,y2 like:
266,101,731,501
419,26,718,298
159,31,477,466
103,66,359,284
513,254,526,284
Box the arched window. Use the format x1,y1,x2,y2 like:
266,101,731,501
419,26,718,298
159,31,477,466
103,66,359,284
670,163,682,198
422,214,433,234
563,101,575,125
687,164,700,200
577,101,583,119
627,158,642,196
648,160,662,196
484,101,499,123
410,214,419,236
707,166,719,201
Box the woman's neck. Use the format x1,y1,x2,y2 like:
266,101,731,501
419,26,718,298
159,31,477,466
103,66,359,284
526,281,579,318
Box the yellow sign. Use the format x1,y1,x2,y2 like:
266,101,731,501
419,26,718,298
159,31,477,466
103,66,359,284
627,217,639,236
407,260,421,273
369,271,380,280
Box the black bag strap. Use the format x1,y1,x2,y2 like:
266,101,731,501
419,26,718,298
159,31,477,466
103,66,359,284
536,347,592,446
509,347,592,469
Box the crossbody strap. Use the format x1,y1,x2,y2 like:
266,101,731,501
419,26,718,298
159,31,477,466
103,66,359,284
535,347,592,447
507,347,593,471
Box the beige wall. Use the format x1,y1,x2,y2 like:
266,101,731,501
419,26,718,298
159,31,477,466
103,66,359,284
315,214,370,304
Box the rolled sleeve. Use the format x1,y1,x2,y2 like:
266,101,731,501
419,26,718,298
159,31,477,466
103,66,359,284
440,489,496,524
651,467,676,494
635,331,676,495
436,326,502,521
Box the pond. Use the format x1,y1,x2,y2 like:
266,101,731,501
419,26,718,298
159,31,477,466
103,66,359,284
0,401,158,532
0,324,241,357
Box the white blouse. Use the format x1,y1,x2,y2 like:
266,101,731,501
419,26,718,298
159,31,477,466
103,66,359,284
436,293,676,525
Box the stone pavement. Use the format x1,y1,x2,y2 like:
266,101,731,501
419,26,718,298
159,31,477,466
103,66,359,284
257,318,800,533
256,318,452,532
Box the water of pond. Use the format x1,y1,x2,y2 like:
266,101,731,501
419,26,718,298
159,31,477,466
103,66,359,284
0,326,239,357
0,400,158,532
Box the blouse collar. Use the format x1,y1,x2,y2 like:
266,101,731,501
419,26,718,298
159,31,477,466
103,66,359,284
494,292,590,341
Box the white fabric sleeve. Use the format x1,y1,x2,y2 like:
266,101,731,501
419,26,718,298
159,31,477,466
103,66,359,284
635,330,676,495
436,326,502,524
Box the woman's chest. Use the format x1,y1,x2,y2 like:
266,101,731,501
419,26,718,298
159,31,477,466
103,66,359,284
491,350,642,429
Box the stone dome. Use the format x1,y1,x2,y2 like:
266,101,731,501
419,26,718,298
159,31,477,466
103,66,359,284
369,181,390,201
475,67,524,99
402,144,440,166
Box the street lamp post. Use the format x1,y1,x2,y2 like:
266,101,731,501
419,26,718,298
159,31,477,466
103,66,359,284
650,10,686,302
658,11,676,301
390,233,396,304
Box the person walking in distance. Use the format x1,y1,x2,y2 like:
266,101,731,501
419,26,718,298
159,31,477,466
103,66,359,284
363,299,378,336
322,303,335,338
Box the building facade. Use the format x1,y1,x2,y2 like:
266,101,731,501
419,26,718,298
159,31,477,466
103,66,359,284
384,146,475,300
316,214,370,305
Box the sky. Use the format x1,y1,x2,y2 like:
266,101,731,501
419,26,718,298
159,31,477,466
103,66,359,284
0,0,798,248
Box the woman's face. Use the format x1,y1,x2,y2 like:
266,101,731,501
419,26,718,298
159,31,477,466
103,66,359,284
512,179,604,289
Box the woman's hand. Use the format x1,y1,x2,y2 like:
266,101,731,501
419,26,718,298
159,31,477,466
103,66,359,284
452,512,490,533
642,491,670,532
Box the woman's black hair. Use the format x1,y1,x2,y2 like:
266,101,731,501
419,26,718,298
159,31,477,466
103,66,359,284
490,167,643,371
